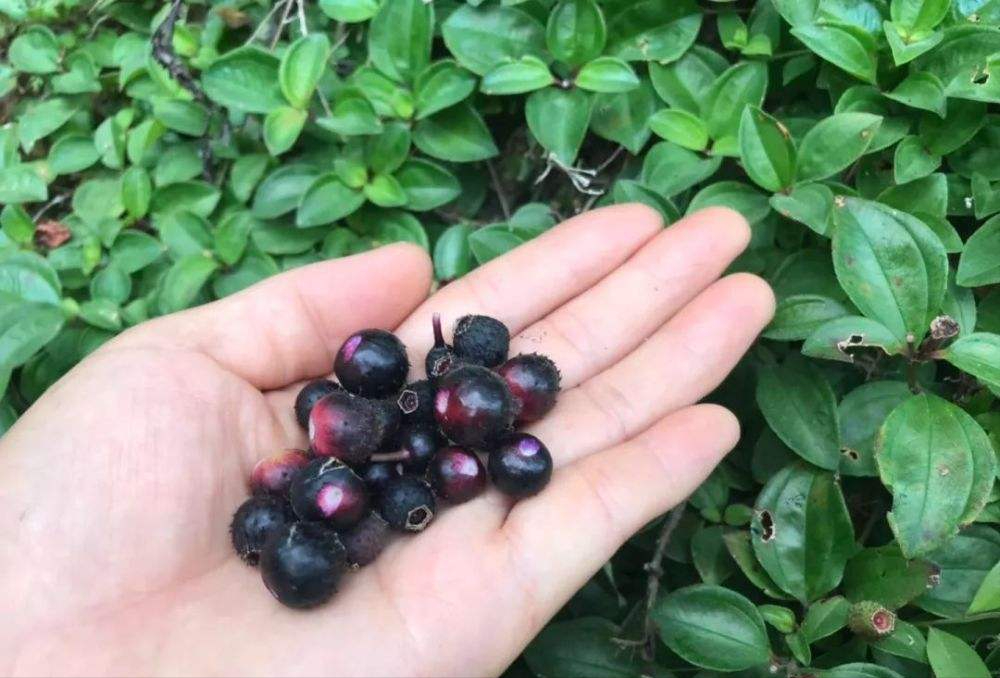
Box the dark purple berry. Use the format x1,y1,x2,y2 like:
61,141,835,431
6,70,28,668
294,379,342,429
230,495,295,566
309,391,380,464
453,314,509,367
497,353,561,425
334,329,409,398
361,461,403,494
397,424,441,474
339,512,391,567
289,458,370,530
250,449,311,496
434,365,514,447
397,379,436,425
260,522,347,609
430,447,487,504
373,397,402,451
489,433,553,498
378,476,437,532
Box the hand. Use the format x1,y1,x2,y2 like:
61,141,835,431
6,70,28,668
0,205,774,677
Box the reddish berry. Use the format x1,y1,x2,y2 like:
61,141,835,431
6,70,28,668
434,365,514,447
497,353,561,425
430,447,487,503
289,458,370,530
334,329,409,398
309,391,381,464
489,433,553,497
250,449,311,496
294,379,342,429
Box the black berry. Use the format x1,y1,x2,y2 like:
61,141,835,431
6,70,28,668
489,433,553,498
361,461,403,494
260,522,347,609
290,458,370,530
434,365,514,447
339,512,391,567
309,391,381,464
430,447,487,504
230,495,295,566
334,329,410,398
373,397,402,451
497,353,561,425
294,379,342,429
250,449,311,496
378,476,437,532
397,424,441,474
453,314,509,367
426,313,459,379
397,379,436,425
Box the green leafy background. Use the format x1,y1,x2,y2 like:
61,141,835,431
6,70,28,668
2,0,1000,675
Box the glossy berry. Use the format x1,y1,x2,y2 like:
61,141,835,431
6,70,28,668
453,314,509,367
430,447,487,503
294,379,342,429
260,522,347,609
339,512,391,567
334,329,410,398
250,449,311,496
230,495,295,566
378,476,437,532
434,365,514,447
398,425,441,474
309,391,381,464
290,458,370,530
489,433,553,498
425,313,459,379
497,353,561,425
361,461,402,494
397,379,436,425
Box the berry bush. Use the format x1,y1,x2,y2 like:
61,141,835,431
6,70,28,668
3,0,1000,675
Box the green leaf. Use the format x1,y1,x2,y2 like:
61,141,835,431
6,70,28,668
0,166,47,204
943,333,1000,391
1,205,33,245
395,159,460,211
468,226,525,265
818,665,903,678
480,56,554,95
878,173,948,219
368,0,433,83
90,264,131,305
884,21,943,66
213,211,254,266
641,142,722,198
756,357,841,470
739,106,796,192
364,174,407,208
441,5,546,77
317,94,383,136
957,215,1000,287
0,303,65,371
653,584,771,672
252,165,321,219
874,620,927,663
650,46,727,114
770,183,835,237
575,57,639,93
524,617,644,678
891,0,950,34
831,198,948,343
723,530,792,600
649,109,709,151
47,135,99,175
433,223,475,281
839,380,912,477
927,628,991,678
279,34,330,109
9,25,60,74
752,462,854,602
17,97,77,153
589,78,658,154
121,166,152,220
968,560,1000,614
801,596,850,643
893,135,941,184
546,0,606,67
201,47,284,114
110,231,165,273
692,525,737,585
917,526,1000,617
763,295,851,342
150,181,220,219
703,61,769,146
920,100,986,157
525,88,592,166
886,72,947,117
159,255,219,315
263,106,307,156
797,113,882,182
878,394,997,558
0,251,61,307
687,181,771,225
791,22,878,84
771,0,818,26
413,60,477,120
843,544,936,608
296,173,366,227
413,104,498,163
319,0,378,22
605,0,702,62
611,180,680,224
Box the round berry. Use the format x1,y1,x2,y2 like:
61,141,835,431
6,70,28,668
309,391,381,464
425,313,458,380
434,365,514,447
290,458,370,530
453,314,509,367
398,424,441,474
339,512,391,567
497,353,561,425
489,433,553,498
430,447,487,504
378,476,437,532
260,522,347,609
250,449,311,496
361,461,403,494
373,397,402,451
334,329,409,398
294,379,342,429
397,379,436,425
230,495,295,566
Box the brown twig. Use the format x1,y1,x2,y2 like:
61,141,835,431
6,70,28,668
487,159,512,221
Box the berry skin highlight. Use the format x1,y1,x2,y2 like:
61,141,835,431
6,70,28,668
294,379,342,429
250,449,311,496
309,391,381,465
497,353,561,425
334,329,410,398
290,458,370,530
430,447,487,503
434,365,514,447
489,433,553,497
260,522,347,609
230,495,295,566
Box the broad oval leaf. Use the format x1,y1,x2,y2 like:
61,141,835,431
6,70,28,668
158,255,219,315
927,628,991,678
943,333,1000,392
413,60,477,120
296,173,366,227
838,380,912,477
917,525,1000,617
525,87,592,166
263,106,307,156
605,0,702,62
252,165,321,220
956,214,1000,287
703,61,768,144
413,103,498,163
791,22,878,84
739,106,796,192
0,302,65,372
441,5,546,77
575,57,639,93
524,617,644,678
763,294,851,342
481,56,554,96
818,664,903,678
797,113,882,182
546,0,606,67
279,34,330,109
367,0,433,83
395,159,460,211
202,47,284,114
649,109,708,151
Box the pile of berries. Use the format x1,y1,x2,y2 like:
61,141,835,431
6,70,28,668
230,313,561,609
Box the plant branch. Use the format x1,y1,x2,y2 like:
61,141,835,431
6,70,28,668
637,503,687,662
487,159,512,221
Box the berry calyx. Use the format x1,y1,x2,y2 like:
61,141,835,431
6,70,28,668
309,391,381,464
230,495,295,566
497,353,561,425
434,365,514,447
397,424,441,474
430,447,487,503
289,458,370,530
334,329,410,398
250,449,311,496
848,601,896,640
398,379,436,425
259,522,347,609
378,476,437,532
294,379,342,429
339,512,391,567
453,314,510,367
488,433,553,497
425,313,458,379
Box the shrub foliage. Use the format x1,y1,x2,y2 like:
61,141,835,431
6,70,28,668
3,0,1000,675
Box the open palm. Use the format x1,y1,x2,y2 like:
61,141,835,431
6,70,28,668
0,205,774,677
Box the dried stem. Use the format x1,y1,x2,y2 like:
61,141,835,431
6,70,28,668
487,159,512,221
637,503,687,662
31,194,69,222
269,0,296,50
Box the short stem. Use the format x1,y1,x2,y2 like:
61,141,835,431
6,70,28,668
640,503,687,662
432,313,445,348
369,451,408,463
905,333,920,394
